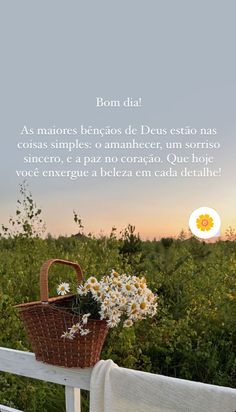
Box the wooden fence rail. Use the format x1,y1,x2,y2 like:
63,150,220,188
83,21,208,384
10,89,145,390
0,347,92,412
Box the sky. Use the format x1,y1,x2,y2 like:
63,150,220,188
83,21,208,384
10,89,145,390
1,1,236,239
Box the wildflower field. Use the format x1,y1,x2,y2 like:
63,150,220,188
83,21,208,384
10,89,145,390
0,187,236,411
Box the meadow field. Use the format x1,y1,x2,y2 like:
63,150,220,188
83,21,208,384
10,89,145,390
0,187,235,411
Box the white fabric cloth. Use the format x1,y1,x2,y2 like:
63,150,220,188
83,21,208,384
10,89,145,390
90,360,236,412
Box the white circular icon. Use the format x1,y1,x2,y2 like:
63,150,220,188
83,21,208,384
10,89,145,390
189,207,221,239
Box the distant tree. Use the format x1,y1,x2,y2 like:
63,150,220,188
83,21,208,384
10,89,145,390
109,226,117,239
160,237,174,248
156,238,190,276
119,224,142,265
1,182,46,238
73,210,84,234
178,229,187,241
225,226,236,241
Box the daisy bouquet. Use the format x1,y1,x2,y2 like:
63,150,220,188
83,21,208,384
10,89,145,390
57,270,158,340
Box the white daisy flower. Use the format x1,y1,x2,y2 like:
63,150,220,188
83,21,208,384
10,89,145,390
99,311,106,320
57,282,70,296
80,328,90,336
61,270,157,339
107,318,119,328
127,301,139,313
69,323,80,334
61,331,74,340
111,270,120,278
82,313,91,325
139,300,149,313
91,283,101,293
122,283,133,294
77,285,87,295
123,319,133,328
87,276,98,285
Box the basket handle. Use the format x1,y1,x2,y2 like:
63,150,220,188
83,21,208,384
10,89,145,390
40,258,83,303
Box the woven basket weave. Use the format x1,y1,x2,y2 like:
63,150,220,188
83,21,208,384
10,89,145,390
16,259,108,368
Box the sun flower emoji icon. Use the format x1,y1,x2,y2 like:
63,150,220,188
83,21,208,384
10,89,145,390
189,207,221,239
196,214,214,232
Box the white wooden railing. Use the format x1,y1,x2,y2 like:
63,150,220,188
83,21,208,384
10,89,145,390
0,347,92,412
1,346,236,412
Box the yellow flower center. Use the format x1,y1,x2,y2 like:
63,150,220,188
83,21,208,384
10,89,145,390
132,309,138,314
93,284,100,291
125,284,132,291
90,278,97,284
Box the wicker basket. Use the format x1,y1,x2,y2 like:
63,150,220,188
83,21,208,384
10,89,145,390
15,259,108,368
